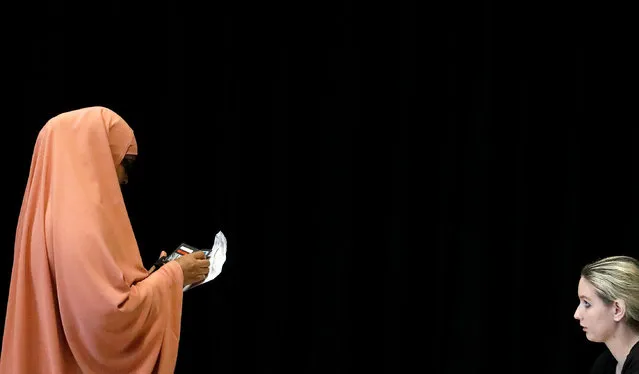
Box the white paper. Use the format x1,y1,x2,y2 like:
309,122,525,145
183,230,227,292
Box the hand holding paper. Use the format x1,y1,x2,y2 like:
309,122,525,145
182,231,227,292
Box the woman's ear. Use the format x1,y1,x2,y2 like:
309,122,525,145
612,299,627,322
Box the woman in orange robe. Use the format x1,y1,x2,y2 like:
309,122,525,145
0,106,207,373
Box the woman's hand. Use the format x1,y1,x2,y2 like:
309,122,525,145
175,251,210,286
148,251,168,273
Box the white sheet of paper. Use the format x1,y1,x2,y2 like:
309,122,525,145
183,230,227,292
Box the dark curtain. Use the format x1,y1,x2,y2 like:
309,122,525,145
0,1,634,373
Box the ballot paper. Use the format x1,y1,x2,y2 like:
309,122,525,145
182,231,227,292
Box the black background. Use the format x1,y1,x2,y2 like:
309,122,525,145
0,1,635,373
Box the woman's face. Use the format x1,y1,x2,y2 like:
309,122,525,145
573,277,617,342
116,155,136,185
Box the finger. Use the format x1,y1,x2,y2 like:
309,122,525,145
193,251,206,259
160,250,167,258
199,260,211,268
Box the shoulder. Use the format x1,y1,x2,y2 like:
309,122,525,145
624,341,639,374
591,349,615,374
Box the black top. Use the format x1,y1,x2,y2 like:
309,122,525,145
591,341,639,374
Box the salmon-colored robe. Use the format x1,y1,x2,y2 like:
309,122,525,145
0,106,184,373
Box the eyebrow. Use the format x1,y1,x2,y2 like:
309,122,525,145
578,295,592,301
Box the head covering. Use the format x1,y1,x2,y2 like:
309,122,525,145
0,106,184,374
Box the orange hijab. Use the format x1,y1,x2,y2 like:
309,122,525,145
0,106,184,374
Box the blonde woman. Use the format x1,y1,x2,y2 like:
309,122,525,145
574,255,639,374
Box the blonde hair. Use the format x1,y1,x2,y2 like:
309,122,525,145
581,255,639,332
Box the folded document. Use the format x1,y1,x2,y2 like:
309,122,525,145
183,231,227,291
155,231,228,292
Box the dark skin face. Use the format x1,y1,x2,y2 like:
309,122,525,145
116,155,136,185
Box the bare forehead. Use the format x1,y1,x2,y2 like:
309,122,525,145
577,277,597,297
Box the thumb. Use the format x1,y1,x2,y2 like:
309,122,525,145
193,251,206,259
159,250,167,258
